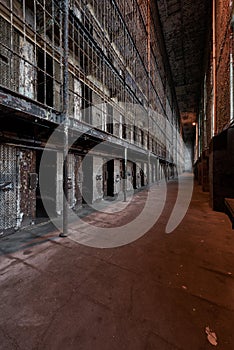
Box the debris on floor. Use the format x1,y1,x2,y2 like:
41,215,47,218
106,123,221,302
205,326,218,346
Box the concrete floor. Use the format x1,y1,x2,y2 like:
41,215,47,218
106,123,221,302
0,175,234,350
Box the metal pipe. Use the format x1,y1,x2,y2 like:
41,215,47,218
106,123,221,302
147,151,150,187
195,123,198,162
147,0,151,186
60,0,69,238
123,147,127,202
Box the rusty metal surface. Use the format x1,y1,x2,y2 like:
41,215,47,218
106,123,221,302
0,144,18,231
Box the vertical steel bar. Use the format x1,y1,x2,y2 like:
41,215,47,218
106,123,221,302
147,0,151,186
147,151,150,187
196,122,198,161
60,0,69,237
123,147,127,202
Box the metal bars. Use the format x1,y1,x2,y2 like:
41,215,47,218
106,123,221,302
0,0,182,165
0,145,19,231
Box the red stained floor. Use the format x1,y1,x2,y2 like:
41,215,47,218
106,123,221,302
0,176,234,350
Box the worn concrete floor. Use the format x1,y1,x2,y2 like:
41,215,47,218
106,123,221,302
0,175,234,350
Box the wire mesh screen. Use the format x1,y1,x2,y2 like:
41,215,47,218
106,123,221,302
0,145,19,231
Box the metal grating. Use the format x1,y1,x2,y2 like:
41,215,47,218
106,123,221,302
0,0,183,166
68,154,76,208
0,145,19,232
0,18,11,89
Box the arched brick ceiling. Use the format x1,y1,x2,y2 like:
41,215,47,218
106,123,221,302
157,0,211,142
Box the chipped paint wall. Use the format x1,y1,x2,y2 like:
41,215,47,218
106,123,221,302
56,152,83,214
19,38,35,99
93,156,104,201
67,153,83,209
0,145,19,232
136,162,142,188
67,154,76,208
56,152,63,215
74,79,82,121
74,155,83,209
19,149,37,225
114,159,121,195
0,145,36,232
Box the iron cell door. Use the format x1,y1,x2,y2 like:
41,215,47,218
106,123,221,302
0,145,19,232
140,163,145,187
133,162,137,189
36,150,57,218
103,160,114,197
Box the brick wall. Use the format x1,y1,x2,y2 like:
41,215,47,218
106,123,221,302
215,0,231,132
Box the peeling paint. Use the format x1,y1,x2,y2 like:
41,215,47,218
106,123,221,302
19,38,35,99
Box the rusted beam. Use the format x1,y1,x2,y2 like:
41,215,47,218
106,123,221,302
0,87,61,123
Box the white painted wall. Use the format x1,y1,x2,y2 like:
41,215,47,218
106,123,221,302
19,38,35,99
114,159,121,194
93,156,104,201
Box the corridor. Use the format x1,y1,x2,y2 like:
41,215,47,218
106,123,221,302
0,0,234,348
0,176,234,350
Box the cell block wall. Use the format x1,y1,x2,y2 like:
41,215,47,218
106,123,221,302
0,0,182,166
0,0,64,109
0,145,19,231
19,149,37,224
0,145,36,231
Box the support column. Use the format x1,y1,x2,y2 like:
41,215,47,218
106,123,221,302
60,0,69,238
147,151,150,187
123,147,127,202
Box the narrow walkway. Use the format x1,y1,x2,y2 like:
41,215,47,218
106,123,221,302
0,176,234,350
